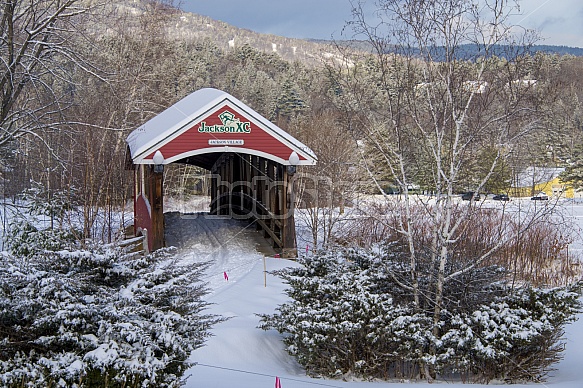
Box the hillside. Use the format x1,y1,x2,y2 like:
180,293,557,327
165,4,583,60
109,0,343,66
112,0,583,72
169,12,341,65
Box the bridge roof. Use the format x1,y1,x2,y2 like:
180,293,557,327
126,88,317,169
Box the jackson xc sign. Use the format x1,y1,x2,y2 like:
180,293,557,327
126,88,317,256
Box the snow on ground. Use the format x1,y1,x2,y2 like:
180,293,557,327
1,194,581,386
163,202,583,388
184,256,583,388
164,212,270,292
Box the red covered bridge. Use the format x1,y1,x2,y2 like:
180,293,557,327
126,88,317,257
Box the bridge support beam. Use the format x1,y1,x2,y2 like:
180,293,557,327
210,153,297,257
281,168,297,258
133,164,165,252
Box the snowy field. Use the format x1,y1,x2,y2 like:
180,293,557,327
164,199,583,388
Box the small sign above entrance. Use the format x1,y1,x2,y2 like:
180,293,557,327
208,139,244,146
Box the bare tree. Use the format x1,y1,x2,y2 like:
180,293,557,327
0,0,103,149
292,111,361,251
333,0,570,378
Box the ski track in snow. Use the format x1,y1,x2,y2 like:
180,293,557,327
165,212,265,294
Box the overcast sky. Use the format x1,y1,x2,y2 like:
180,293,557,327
181,0,583,48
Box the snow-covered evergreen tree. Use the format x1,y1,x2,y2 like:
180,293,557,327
1,230,222,387
260,245,581,382
559,142,583,191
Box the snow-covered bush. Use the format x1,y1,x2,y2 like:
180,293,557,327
259,249,432,379
434,286,580,382
6,217,77,257
259,245,581,382
5,183,79,257
0,242,222,387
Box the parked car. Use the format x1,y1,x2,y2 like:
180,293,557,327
531,192,549,200
492,194,510,201
462,192,481,201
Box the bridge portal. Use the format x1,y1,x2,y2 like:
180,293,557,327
126,88,317,257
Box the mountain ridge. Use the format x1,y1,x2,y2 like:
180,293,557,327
118,1,583,66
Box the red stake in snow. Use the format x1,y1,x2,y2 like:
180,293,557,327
275,376,282,388
223,271,229,281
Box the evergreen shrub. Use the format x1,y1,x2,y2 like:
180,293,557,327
259,245,581,382
0,239,221,387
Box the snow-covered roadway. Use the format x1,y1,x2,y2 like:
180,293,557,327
164,212,274,294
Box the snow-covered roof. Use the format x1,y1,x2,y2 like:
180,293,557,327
515,166,565,188
126,88,317,167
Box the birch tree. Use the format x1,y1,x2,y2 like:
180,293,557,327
336,0,564,378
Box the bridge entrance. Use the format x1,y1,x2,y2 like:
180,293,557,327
126,88,317,257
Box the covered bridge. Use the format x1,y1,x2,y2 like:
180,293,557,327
126,88,317,256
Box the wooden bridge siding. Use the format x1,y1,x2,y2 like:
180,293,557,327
134,165,165,252
210,169,217,214
281,166,297,257
266,160,277,242
208,153,296,256
257,157,265,206
253,156,263,232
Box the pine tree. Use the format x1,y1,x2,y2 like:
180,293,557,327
1,202,223,387
559,142,583,190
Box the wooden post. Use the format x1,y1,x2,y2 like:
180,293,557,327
220,158,228,215
255,157,265,231
210,166,217,214
281,167,297,258
149,165,165,251
263,255,267,287
228,155,234,216
257,158,265,205
267,160,276,241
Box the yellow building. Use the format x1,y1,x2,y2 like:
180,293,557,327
512,167,574,199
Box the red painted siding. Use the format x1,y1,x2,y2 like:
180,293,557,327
144,104,306,162
135,193,152,251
